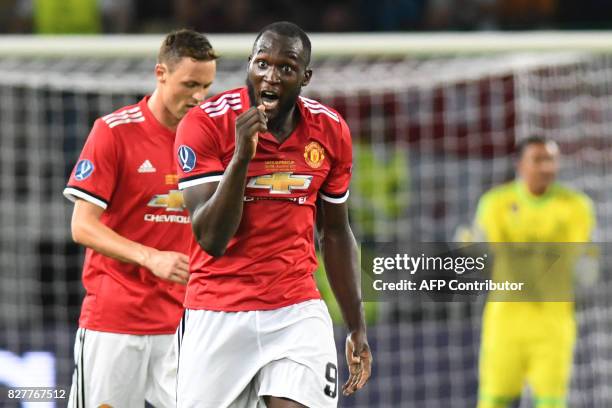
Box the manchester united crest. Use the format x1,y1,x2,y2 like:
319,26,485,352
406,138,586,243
304,141,325,168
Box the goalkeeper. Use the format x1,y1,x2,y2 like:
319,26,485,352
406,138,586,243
474,136,595,408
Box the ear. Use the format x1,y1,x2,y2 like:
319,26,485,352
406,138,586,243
245,55,254,75
154,63,168,83
515,156,524,176
302,69,312,87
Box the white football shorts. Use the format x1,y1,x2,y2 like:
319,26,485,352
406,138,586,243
176,299,339,408
67,328,177,408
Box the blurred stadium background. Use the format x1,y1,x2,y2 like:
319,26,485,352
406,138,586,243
1,2,612,408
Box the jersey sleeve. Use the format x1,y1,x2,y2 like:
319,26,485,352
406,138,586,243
319,116,353,204
573,193,596,242
175,110,225,190
63,118,119,209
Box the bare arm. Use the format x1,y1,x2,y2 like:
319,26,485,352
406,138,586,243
183,106,267,257
71,199,189,284
183,158,249,257
317,199,372,396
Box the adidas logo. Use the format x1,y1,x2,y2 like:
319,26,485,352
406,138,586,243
138,160,156,173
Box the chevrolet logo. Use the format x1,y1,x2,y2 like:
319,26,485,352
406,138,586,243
147,190,185,211
247,172,312,194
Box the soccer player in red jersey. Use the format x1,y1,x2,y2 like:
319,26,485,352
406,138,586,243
62,30,217,407
175,22,372,407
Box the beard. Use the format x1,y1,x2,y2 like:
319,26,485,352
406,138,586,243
246,77,301,133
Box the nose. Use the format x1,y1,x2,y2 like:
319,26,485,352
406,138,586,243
540,157,556,171
263,66,280,84
193,89,207,103
538,160,558,179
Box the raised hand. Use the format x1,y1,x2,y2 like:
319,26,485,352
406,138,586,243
234,105,267,161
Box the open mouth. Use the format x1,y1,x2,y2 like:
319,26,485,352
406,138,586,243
260,90,279,110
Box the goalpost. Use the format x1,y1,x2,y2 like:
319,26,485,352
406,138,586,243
0,32,610,407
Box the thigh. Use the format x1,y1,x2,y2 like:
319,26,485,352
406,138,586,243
526,321,575,406
264,395,307,408
146,334,177,408
258,359,337,408
478,320,526,406
177,309,262,408
67,328,86,408
67,328,149,408
256,300,338,408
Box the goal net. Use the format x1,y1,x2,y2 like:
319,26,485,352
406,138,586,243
0,33,610,407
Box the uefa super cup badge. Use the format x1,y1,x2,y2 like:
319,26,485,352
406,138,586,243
304,141,325,169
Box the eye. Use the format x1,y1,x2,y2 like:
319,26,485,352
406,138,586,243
281,65,294,74
257,60,268,69
184,82,198,88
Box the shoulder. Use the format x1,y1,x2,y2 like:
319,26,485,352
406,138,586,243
298,96,351,150
554,184,594,214
477,181,515,216
299,96,344,127
198,88,244,120
179,88,245,136
480,181,516,205
98,102,144,131
84,103,143,149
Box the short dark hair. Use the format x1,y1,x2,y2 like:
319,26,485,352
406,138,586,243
254,21,312,66
516,135,557,158
158,29,217,70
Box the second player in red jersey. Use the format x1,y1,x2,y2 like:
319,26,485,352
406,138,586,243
63,30,217,407
176,87,352,311
65,96,191,333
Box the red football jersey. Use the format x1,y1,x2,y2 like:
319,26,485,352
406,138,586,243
175,87,352,311
64,96,189,334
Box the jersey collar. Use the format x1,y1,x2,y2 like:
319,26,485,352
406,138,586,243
139,96,176,139
515,179,557,206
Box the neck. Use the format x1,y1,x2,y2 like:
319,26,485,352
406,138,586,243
269,107,299,143
147,89,179,131
523,181,549,197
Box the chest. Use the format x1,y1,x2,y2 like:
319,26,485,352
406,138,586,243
115,133,182,207
220,129,333,199
497,200,572,242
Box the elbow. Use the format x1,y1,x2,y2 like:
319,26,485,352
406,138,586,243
316,225,325,245
71,221,87,246
192,212,228,257
316,232,325,250
197,236,227,258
